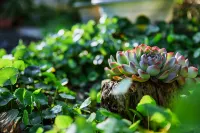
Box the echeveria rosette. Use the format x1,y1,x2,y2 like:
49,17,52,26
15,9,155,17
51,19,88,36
105,44,198,85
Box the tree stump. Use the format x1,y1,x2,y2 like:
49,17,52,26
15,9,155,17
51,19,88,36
101,79,180,117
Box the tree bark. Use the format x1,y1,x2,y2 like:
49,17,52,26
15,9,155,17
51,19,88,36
101,79,180,117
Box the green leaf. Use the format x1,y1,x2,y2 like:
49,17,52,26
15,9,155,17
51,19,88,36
23,110,29,125
172,84,200,132
96,117,129,133
36,127,44,133
13,60,25,71
51,105,62,114
99,109,121,119
80,97,91,109
33,92,48,105
60,78,69,86
14,88,33,106
0,49,6,58
96,118,118,133
29,112,42,125
129,120,140,131
138,95,156,105
28,124,43,133
87,71,99,81
150,112,167,126
0,67,18,87
24,66,40,77
137,104,171,121
87,112,96,122
55,115,73,129
193,48,200,58
59,93,75,100
0,59,12,68
0,91,13,106
68,59,77,69
97,92,101,103
0,87,9,93
136,95,156,116
42,109,56,119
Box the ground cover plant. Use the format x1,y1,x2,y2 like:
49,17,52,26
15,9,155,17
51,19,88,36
0,15,200,132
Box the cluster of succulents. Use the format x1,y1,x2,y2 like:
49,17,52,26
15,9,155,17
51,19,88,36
105,44,199,85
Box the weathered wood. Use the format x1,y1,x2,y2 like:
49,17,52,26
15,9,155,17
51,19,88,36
101,79,180,117
0,109,21,133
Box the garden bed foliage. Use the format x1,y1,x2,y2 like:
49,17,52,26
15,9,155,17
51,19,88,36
0,16,200,132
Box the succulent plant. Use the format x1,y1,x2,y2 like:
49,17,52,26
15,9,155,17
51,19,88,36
105,44,198,84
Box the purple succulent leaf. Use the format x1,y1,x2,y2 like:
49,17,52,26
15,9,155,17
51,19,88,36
160,52,167,68
169,64,181,74
157,70,170,80
120,64,136,75
185,59,189,67
141,54,148,63
130,62,138,74
146,65,160,76
159,48,167,53
154,55,160,63
148,58,154,66
138,69,150,80
188,66,198,78
139,60,148,71
180,66,188,77
133,52,139,66
175,52,181,59
162,73,177,83
177,56,186,66
116,51,128,64
155,61,163,68
127,51,139,66
162,57,176,71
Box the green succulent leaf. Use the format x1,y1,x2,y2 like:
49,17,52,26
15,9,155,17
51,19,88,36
138,69,150,80
188,66,198,78
180,66,188,77
147,65,160,76
116,51,128,64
